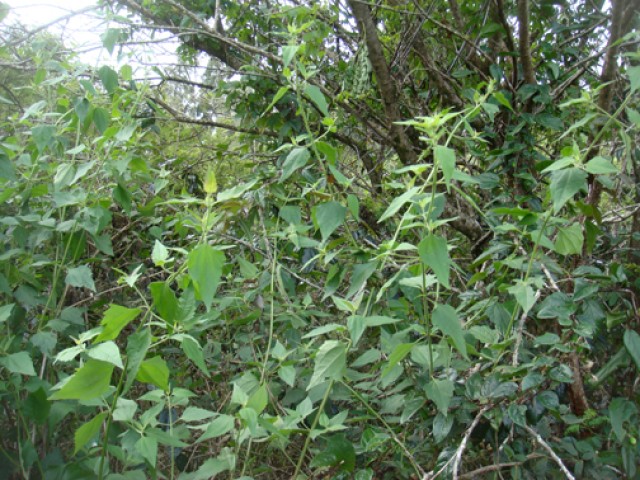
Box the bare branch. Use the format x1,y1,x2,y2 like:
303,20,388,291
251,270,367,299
522,425,576,480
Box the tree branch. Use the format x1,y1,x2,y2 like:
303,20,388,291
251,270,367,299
348,0,419,165
517,0,536,88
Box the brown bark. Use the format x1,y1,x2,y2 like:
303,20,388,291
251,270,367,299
517,0,536,88
347,0,419,166
586,0,631,209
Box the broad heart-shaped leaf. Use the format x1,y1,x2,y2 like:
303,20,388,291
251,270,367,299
549,167,587,212
246,383,268,414
315,201,346,242
136,356,169,391
432,304,468,359
49,359,114,401
584,156,618,174
418,234,452,288
623,329,640,371
93,107,110,133
554,223,584,256
434,145,455,189
425,379,454,416
280,147,311,181
65,265,96,292
187,244,225,311
98,65,119,94
95,304,141,343
0,351,36,376
88,341,123,369
508,282,537,315
74,412,107,454
308,340,347,390
135,435,158,468
304,84,329,116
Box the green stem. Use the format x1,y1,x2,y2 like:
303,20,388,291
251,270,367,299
98,361,127,480
342,381,424,478
292,379,334,479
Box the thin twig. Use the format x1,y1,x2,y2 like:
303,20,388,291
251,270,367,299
512,290,541,367
424,404,490,479
522,424,575,480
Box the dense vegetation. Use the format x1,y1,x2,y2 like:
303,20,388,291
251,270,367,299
0,0,639,478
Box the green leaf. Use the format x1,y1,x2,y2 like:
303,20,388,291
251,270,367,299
425,379,454,416
95,304,141,343
584,156,618,174
113,398,137,422
151,240,169,266
181,336,209,377
279,205,301,225
74,412,107,454
216,179,257,201
433,412,453,443
347,316,367,346
628,66,640,93
549,168,587,212
0,351,36,376
282,45,299,67
507,404,527,427
418,234,452,288
98,65,119,94
432,304,468,359
279,364,296,387
0,155,16,181
115,124,136,143
378,186,420,223
554,223,584,256
136,435,158,467
181,407,216,423
188,244,225,311
381,343,414,378
304,84,329,116
609,397,637,442
124,328,151,394
183,449,235,479
88,341,123,369
280,147,311,181
623,329,640,371
93,107,110,133
65,265,96,292
246,383,268,414
347,262,377,298
308,340,347,390
197,415,236,442
310,434,355,472
508,282,537,315
0,303,14,324
315,201,346,242
32,125,56,152
347,194,359,220
136,356,169,391
150,281,179,325
50,359,114,401
203,168,217,194
435,145,455,189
